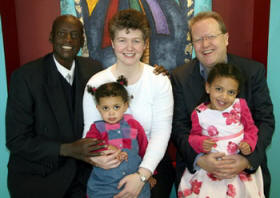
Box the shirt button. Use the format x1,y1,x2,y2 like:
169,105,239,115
120,144,122,147
117,130,121,133
122,172,126,175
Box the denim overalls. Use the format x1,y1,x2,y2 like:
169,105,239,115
87,116,150,198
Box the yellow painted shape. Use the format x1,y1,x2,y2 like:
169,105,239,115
86,0,99,16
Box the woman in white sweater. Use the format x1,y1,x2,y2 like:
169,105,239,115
83,9,173,198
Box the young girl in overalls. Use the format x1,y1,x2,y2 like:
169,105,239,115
178,63,264,198
85,76,154,198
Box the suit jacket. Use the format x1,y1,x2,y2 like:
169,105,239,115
170,54,275,197
6,53,103,198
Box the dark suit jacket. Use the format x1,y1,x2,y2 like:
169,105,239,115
6,53,102,198
170,54,275,197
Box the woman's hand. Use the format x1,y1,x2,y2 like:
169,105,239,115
89,149,121,169
113,173,145,198
114,167,152,198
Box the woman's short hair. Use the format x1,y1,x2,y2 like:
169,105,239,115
109,9,150,41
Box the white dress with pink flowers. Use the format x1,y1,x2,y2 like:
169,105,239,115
178,98,264,198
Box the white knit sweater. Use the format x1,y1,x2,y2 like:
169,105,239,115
82,63,173,172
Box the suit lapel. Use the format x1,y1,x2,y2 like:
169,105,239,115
227,54,248,99
43,54,74,141
73,60,85,138
188,60,206,103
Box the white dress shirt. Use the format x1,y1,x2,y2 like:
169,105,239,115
53,55,75,85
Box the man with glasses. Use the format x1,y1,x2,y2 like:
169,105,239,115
170,11,274,197
6,15,105,198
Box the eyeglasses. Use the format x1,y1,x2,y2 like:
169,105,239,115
56,31,81,39
192,33,223,44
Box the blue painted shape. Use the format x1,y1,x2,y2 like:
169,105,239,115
174,0,180,6
194,0,212,15
129,0,141,11
60,0,77,16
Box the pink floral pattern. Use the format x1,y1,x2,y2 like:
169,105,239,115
233,101,240,112
197,103,208,111
177,191,183,198
178,188,192,197
222,110,240,125
239,172,252,181
227,141,239,154
227,184,236,198
207,173,221,181
178,180,203,197
191,179,202,194
183,188,192,197
207,125,219,137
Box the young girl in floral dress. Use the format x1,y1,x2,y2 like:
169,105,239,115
178,63,264,198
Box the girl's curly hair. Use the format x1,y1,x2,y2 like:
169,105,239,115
87,75,130,104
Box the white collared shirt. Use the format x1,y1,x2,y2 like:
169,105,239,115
53,55,75,85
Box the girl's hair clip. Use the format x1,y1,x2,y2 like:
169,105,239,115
87,85,97,95
117,75,128,86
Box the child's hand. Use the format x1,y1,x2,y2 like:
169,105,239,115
117,151,128,162
239,142,251,155
202,139,216,153
107,145,128,162
107,144,118,151
148,176,157,188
